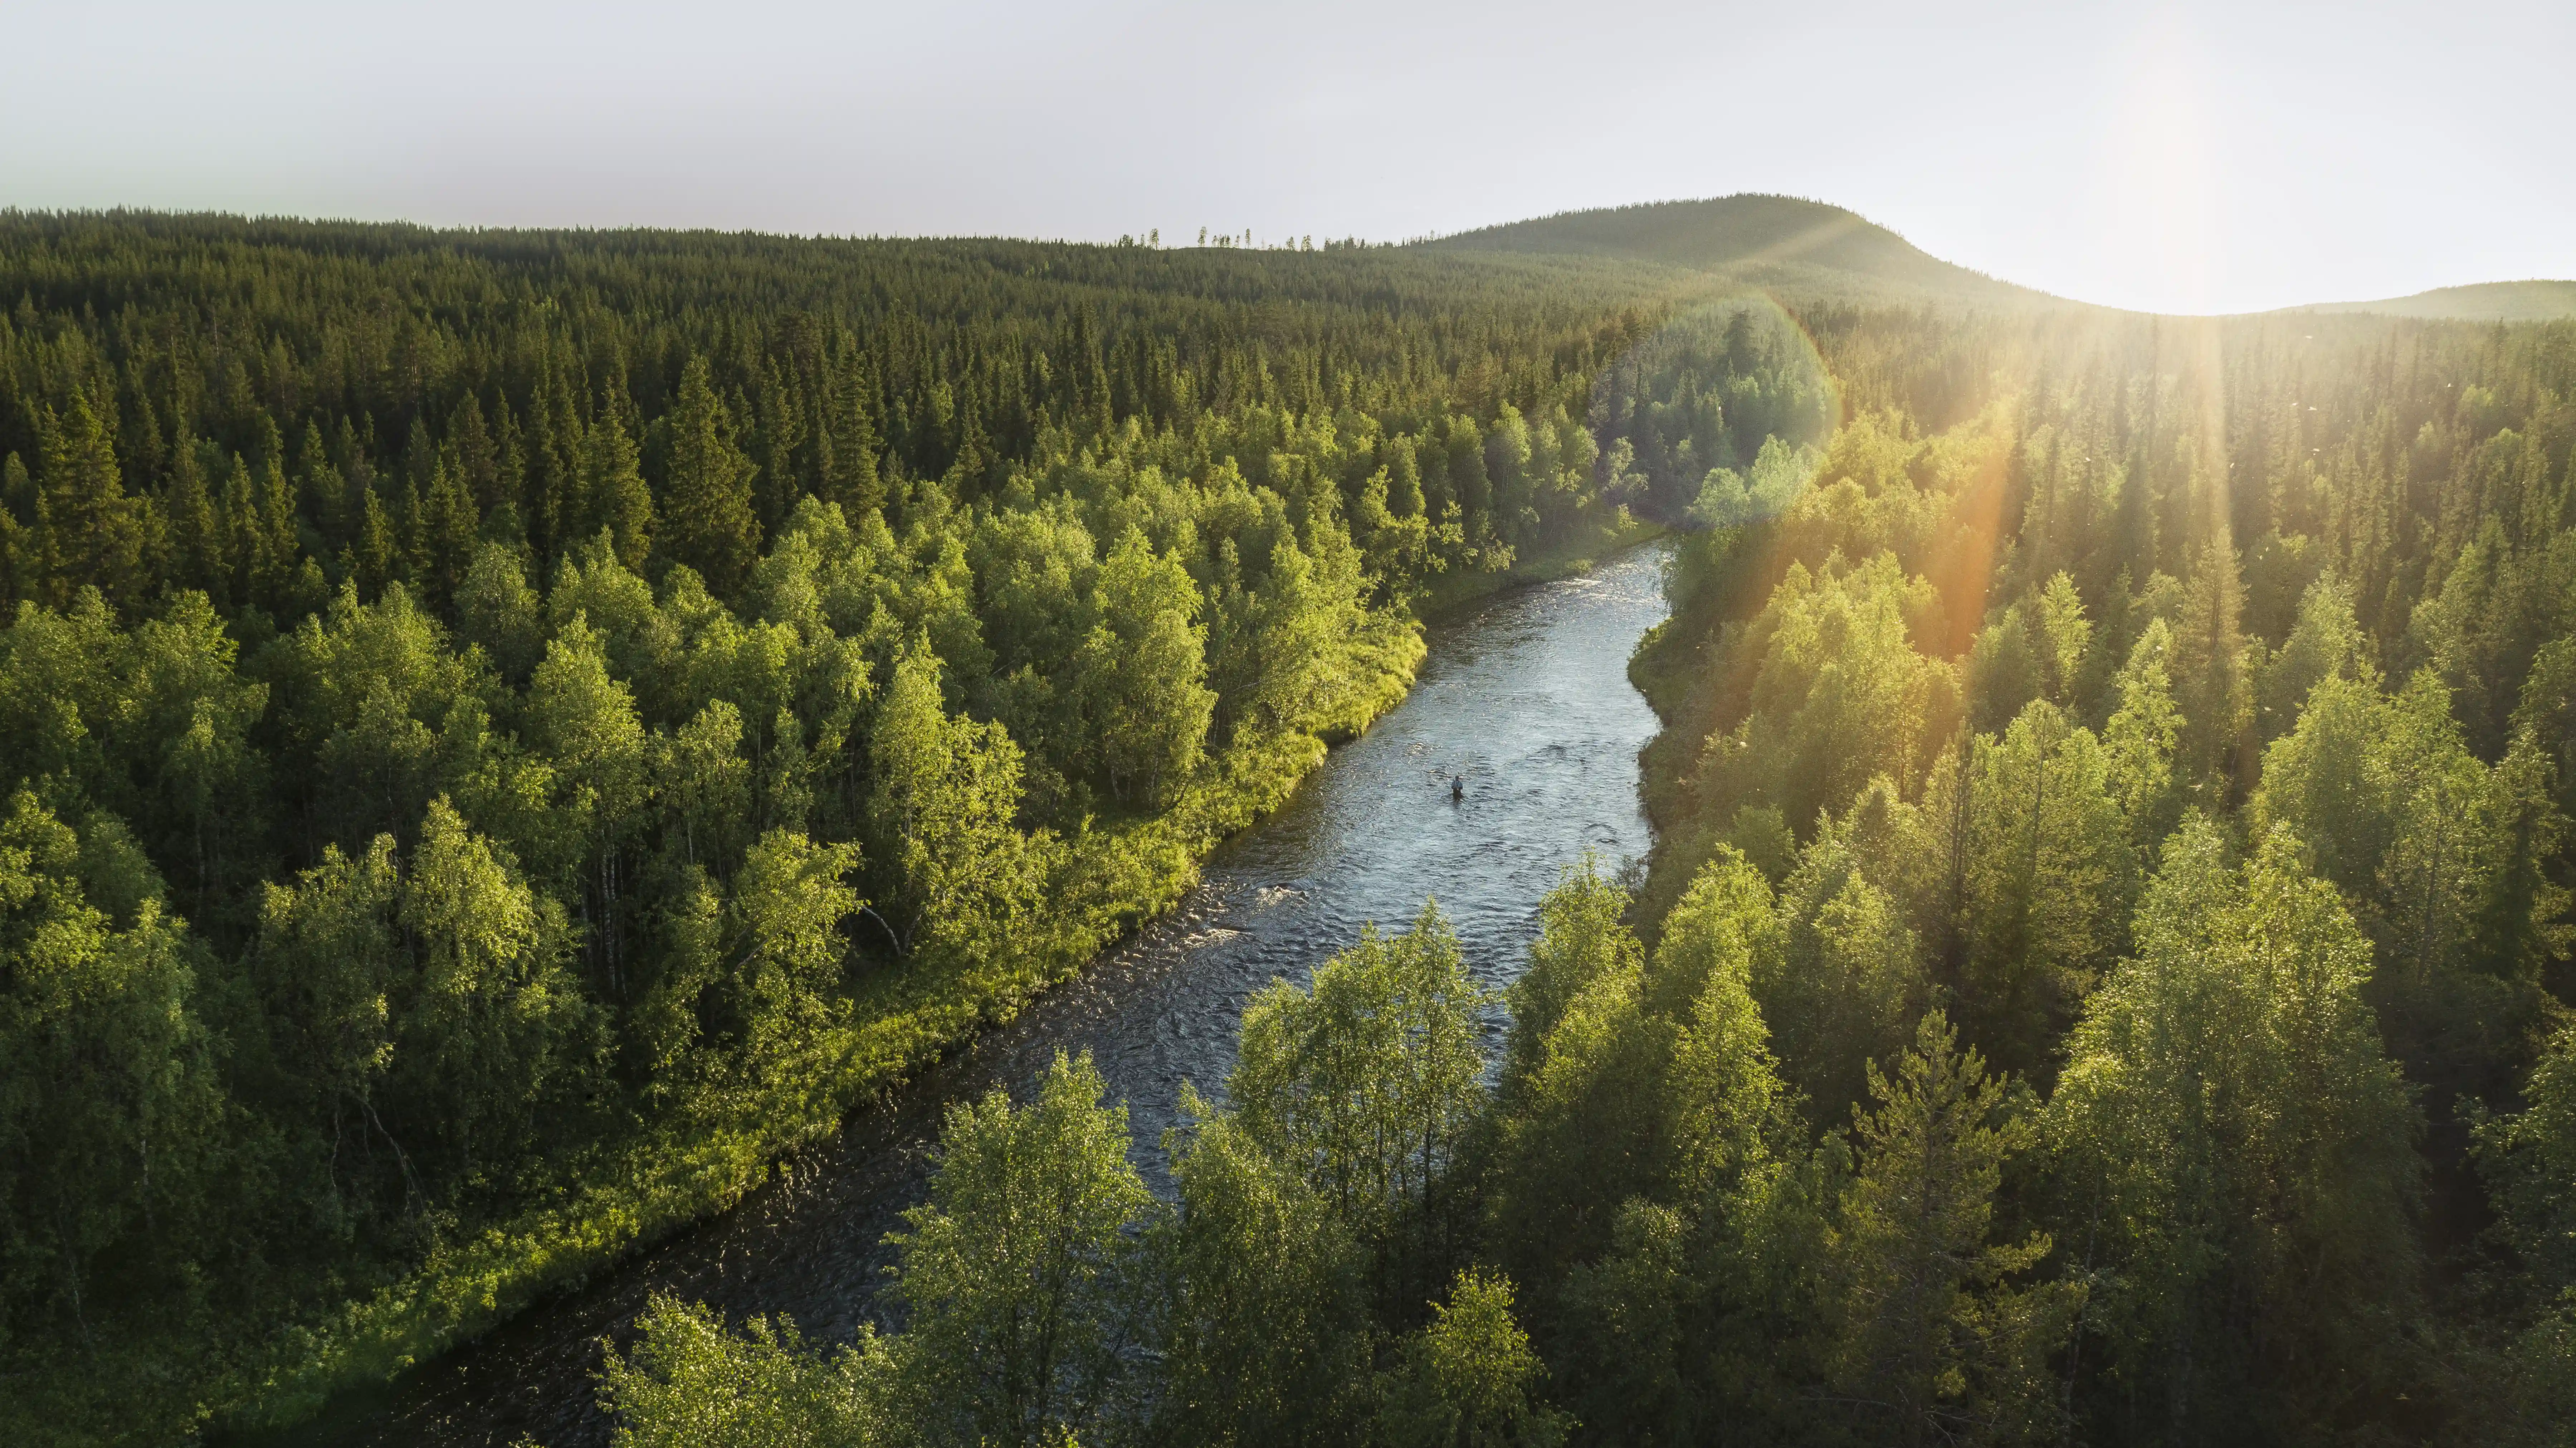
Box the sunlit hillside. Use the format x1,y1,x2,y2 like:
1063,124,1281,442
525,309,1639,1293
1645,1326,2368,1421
1421,194,2068,308
2283,277,2576,322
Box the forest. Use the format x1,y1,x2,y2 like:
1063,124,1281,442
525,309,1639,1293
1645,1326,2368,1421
586,299,2576,1445
0,213,1679,1443
5,210,2575,1447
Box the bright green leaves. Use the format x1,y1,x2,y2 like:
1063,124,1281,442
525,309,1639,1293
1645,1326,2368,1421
1378,1269,1568,1448
1758,826,1929,1124
1697,551,1956,840
867,641,1050,959
2101,618,2182,851
599,1296,893,1448
253,798,594,1206
1074,529,1214,808
396,800,594,1162
0,793,225,1354
723,829,865,1080
1501,861,1643,1097
1691,435,1822,532
1489,868,1674,1291
0,589,271,913
888,1051,1152,1448
1955,700,2137,1078
1230,904,1487,1253
2256,665,2572,1093
1486,859,1808,1441
1148,1088,1371,1444
2047,822,2420,1434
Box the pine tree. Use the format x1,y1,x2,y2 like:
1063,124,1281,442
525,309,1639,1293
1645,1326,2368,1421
2172,537,2251,803
419,457,480,607
578,408,653,572
162,423,226,603
828,341,885,517
660,357,762,594
1829,1011,2079,1448
31,395,143,608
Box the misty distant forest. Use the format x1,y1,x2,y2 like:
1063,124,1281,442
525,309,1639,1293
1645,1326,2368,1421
2,206,2573,1447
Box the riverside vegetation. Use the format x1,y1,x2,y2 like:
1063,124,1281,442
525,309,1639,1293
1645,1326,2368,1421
0,213,1674,1443
594,294,2576,1445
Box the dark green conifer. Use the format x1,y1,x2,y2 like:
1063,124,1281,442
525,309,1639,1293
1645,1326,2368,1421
659,357,761,594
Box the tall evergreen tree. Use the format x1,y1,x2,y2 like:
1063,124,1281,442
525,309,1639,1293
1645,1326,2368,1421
661,357,762,594
31,396,143,609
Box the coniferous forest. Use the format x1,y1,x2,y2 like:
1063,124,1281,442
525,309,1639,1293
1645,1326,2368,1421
3,210,2575,1447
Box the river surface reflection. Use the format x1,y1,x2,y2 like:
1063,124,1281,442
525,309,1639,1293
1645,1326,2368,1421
293,539,1672,1448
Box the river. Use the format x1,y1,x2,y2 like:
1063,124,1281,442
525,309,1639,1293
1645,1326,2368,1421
283,538,1672,1448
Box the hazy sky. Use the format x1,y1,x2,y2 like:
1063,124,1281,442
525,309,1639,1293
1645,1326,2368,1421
7,0,2568,314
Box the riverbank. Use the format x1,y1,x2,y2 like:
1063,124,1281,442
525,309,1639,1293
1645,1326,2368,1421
1619,520,1788,927
292,535,1674,1448
228,531,1678,1446
1415,507,1665,621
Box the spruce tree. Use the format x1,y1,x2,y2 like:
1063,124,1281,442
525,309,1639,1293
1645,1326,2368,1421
578,408,654,572
32,395,143,608
1830,1011,2078,1448
660,357,762,594
163,423,225,603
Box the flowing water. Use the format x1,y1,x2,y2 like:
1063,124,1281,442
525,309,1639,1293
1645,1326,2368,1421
287,539,1672,1448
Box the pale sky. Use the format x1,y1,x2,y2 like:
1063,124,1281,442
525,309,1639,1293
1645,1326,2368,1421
5,0,2568,315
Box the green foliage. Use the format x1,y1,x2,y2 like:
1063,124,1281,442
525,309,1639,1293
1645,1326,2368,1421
1692,551,1956,840
662,358,763,596
2100,618,2182,851
2256,667,2571,1097
0,210,1679,1441
1230,904,1488,1303
1147,1088,1371,1445
1953,699,2137,1078
12,210,2576,1445
1487,866,1675,1296
1377,1269,1569,1448
599,1296,892,1448
0,794,225,1360
867,640,1052,959
1754,817,1932,1126
2046,821,2421,1440
1075,528,1213,807
2474,1025,2576,1324
1826,1012,2079,1448
1616,298,2576,1444
887,1051,1153,1447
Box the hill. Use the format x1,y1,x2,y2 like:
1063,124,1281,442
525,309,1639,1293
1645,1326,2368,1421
2280,278,2576,322
1420,194,2064,307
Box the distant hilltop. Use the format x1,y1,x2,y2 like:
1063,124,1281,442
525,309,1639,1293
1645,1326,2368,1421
1423,194,2576,320
1419,194,2059,308
2270,278,2576,323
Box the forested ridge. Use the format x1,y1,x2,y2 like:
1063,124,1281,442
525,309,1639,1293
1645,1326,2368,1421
0,212,1684,1444
590,299,2576,1446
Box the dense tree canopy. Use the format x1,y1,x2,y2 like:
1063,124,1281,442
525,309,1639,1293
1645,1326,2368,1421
0,214,1680,1444
9,211,2576,1446
611,293,2575,1447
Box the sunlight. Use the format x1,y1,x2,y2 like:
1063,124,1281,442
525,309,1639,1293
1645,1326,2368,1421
2100,13,2223,317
